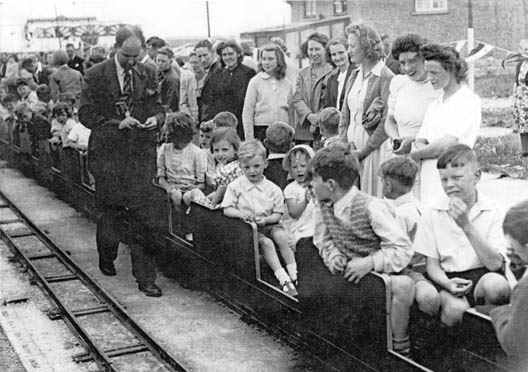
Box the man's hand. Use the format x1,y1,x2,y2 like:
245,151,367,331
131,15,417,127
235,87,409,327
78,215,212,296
446,277,473,297
448,196,471,229
118,116,140,130
141,116,158,131
344,256,374,283
327,254,347,275
254,216,268,226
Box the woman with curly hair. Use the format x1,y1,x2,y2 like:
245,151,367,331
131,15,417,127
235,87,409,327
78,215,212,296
293,32,333,144
338,23,394,197
384,34,441,156
410,44,481,205
322,38,355,111
242,44,293,141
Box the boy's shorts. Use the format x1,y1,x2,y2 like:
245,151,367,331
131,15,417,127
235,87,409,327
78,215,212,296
258,223,284,240
428,267,506,307
401,267,429,284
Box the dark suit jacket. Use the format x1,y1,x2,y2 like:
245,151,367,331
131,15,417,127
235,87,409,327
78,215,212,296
68,55,85,75
222,63,256,138
322,64,355,109
198,60,224,122
79,59,163,209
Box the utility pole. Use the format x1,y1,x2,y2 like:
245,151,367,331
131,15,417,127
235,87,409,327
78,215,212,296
206,1,211,38
467,0,474,90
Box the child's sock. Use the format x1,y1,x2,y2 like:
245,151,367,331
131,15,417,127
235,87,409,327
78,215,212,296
273,268,290,286
286,263,297,282
393,336,411,356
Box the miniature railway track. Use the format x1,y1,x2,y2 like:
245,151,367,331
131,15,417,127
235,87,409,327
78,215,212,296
0,191,189,372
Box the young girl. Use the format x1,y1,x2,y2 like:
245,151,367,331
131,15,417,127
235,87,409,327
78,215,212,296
50,102,77,147
191,127,243,207
157,112,207,208
282,145,316,251
242,43,293,142
198,120,216,191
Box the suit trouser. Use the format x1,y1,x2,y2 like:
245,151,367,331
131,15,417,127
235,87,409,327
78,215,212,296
96,207,156,285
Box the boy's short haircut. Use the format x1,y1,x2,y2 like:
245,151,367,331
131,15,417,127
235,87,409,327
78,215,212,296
503,199,528,246
211,127,241,152
199,120,216,133
379,157,418,188
36,84,50,96
52,102,72,117
437,143,478,170
14,102,32,117
265,121,294,153
165,112,195,143
31,102,48,115
15,78,29,87
310,142,360,189
318,107,340,133
283,144,315,171
238,139,266,163
2,93,17,104
213,111,238,128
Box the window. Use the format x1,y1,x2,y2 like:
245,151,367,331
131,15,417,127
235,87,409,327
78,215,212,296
333,0,348,14
304,0,317,17
415,0,448,12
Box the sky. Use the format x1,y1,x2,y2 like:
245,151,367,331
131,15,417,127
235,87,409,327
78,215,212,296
0,0,292,50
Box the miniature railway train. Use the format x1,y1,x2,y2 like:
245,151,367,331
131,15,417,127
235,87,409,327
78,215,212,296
0,125,518,372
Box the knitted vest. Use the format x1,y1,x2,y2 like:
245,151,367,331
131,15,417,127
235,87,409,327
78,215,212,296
320,191,381,259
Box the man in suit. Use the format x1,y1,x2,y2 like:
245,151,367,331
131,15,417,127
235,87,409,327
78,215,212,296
79,26,165,297
48,50,83,106
66,43,85,75
194,39,223,122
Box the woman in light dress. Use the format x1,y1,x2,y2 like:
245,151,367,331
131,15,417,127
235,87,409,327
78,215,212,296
338,24,394,197
410,44,481,205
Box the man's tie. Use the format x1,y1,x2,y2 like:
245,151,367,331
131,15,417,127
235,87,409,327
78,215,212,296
123,69,133,110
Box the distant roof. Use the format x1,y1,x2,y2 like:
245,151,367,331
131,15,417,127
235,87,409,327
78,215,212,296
26,16,97,24
243,15,350,34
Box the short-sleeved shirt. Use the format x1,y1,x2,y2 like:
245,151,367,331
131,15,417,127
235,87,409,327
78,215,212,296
157,142,207,192
416,85,481,205
221,175,285,219
413,193,507,273
393,192,424,242
215,160,243,187
282,181,315,244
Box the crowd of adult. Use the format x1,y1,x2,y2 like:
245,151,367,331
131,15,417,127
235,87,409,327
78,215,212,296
0,22,527,368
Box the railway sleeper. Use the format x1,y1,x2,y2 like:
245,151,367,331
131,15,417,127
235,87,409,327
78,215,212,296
47,305,111,320
72,343,149,363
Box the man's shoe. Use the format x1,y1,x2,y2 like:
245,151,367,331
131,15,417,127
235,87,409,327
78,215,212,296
99,261,116,276
138,283,162,297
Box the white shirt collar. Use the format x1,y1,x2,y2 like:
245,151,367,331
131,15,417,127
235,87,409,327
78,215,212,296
334,186,359,216
114,53,125,77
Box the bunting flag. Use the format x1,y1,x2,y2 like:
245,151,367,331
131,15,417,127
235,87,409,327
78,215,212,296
30,23,125,39
448,39,511,63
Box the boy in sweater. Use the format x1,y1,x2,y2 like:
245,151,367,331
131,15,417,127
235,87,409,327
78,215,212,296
311,143,414,354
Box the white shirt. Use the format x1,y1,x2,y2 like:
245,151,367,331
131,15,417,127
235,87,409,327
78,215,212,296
414,192,507,273
336,69,348,111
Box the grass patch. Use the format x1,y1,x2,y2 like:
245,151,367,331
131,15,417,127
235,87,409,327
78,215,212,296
475,132,527,179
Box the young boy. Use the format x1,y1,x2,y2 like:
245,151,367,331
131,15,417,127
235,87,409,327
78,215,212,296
198,120,216,191
491,199,528,368
311,143,414,354
213,111,238,129
380,157,440,316
222,139,298,296
413,144,511,327
318,107,341,148
263,121,294,190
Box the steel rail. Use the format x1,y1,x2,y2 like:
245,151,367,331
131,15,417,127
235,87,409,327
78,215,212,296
0,191,189,372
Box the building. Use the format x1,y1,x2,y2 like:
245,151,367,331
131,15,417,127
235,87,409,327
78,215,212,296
242,0,525,60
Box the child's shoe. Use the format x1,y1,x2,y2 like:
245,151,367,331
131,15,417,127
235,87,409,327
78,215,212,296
282,281,298,297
